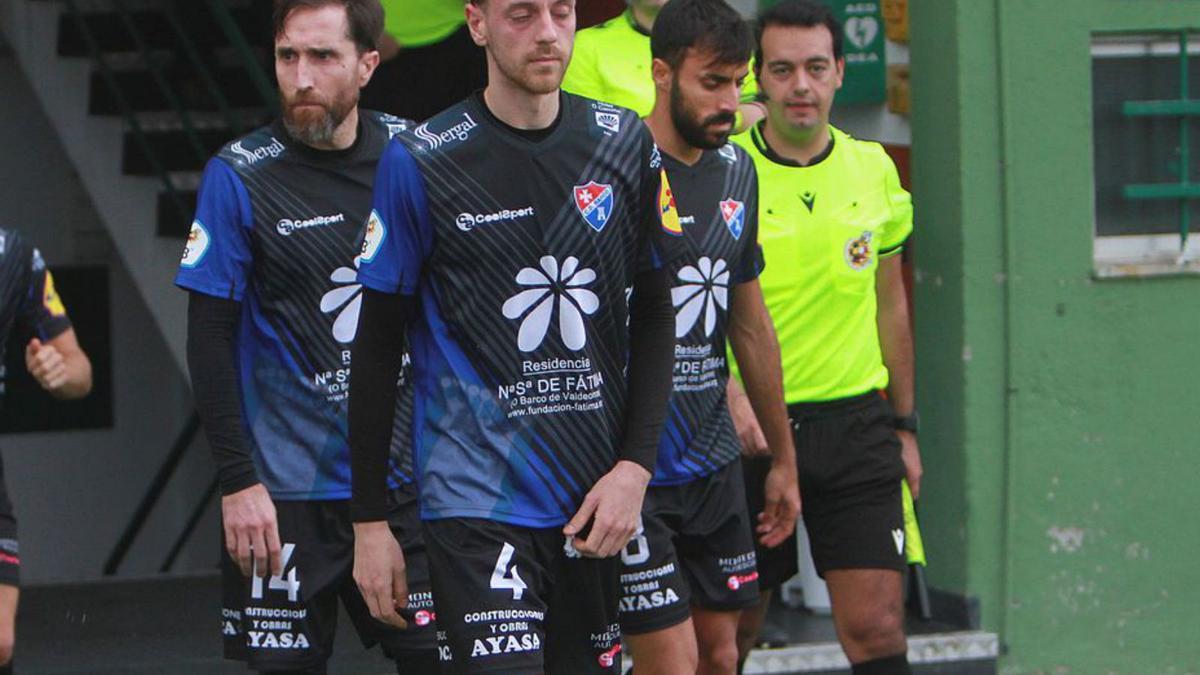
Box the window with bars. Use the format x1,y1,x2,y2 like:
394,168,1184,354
1092,32,1200,276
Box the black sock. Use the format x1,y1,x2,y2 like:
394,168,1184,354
851,652,911,675
0,659,11,675
394,649,441,674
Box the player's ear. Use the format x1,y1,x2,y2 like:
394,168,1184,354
359,48,380,86
465,1,488,47
834,57,846,90
651,58,672,94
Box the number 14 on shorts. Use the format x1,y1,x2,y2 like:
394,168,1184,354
251,542,301,603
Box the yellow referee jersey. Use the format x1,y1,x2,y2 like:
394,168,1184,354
731,123,912,403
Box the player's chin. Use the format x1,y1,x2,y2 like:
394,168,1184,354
523,65,564,93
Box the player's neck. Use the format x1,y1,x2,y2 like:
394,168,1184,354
763,119,831,165
630,6,658,33
645,106,703,166
483,80,560,131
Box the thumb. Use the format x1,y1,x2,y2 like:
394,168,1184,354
563,494,598,536
26,338,42,356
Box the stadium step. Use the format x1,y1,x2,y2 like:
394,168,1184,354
56,4,269,58
89,64,271,115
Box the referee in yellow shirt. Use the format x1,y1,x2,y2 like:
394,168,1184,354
729,2,920,674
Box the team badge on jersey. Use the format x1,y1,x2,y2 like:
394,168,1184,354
719,199,746,240
181,220,210,268
845,231,874,270
573,182,615,232
658,170,683,236
360,210,386,263
594,111,621,134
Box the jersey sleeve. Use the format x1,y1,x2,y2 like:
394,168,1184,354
15,247,72,343
174,158,254,300
878,151,913,258
732,169,765,285
636,130,689,273
356,139,434,295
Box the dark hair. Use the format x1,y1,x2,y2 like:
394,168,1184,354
650,0,753,70
755,0,843,67
272,0,384,53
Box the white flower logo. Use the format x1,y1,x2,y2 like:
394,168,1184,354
320,258,362,344
671,257,729,338
502,256,599,352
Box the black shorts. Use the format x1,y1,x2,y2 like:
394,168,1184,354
619,460,758,634
748,391,906,585
423,518,623,674
221,485,436,672
0,454,18,587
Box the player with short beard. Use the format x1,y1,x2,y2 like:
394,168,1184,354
176,1,437,672
348,0,683,672
615,2,800,673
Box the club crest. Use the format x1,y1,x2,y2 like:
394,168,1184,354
573,181,615,232
720,199,745,240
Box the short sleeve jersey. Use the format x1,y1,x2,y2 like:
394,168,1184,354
731,124,913,403
653,144,763,486
0,228,72,404
359,93,686,527
174,111,417,501
562,10,758,118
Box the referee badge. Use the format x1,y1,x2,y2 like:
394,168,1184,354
844,231,874,270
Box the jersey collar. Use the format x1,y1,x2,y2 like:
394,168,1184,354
750,121,835,168
624,9,652,37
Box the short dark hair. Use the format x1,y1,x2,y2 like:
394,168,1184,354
272,0,384,53
650,0,753,70
755,0,843,67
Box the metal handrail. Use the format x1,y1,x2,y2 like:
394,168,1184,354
207,0,277,114
64,0,192,229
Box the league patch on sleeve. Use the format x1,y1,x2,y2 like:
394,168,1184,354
42,270,66,317
658,170,683,236
180,220,210,268
360,210,386,263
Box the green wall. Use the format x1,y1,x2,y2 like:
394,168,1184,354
911,1,1200,672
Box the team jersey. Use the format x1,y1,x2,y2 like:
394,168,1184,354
0,228,72,406
175,111,416,501
359,92,685,527
652,144,763,486
731,124,913,403
563,9,758,118
381,0,464,48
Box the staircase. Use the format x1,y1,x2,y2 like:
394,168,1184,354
0,0,275,370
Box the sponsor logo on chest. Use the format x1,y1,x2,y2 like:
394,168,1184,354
275,212,346,236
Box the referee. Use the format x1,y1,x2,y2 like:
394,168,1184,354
0,228,93,674
731,2,921,674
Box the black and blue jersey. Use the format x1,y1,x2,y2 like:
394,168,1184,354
359,93,685,527
653,144,763,486
0,228,73,405
175,111,415,501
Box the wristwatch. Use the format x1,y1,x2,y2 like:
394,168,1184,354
893,411,920,434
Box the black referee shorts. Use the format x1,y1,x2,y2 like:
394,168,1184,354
747,391,906,587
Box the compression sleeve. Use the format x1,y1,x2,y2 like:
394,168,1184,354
618,267,675,471
349,287,416,522
186,291,258,495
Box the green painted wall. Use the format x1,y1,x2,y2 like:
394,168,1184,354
911,1,1200,672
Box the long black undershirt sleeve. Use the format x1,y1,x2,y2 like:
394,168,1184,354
187,292,259,496
620,267,676,472
349,287,415,523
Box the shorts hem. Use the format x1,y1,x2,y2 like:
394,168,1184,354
691,595,760,613
620,607,692,636
223,652,329,672
815,560,906,579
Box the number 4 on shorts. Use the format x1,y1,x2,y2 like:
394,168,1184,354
490,542,527,600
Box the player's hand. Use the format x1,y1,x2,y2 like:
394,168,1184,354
757,460,801,548
564,460,651,558
729,384,769,457
898,430,923,500
352,521,408,629
221,484,282,579
25,338,68,393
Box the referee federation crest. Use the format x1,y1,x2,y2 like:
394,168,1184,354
574,181,614,232
720,199,745,240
